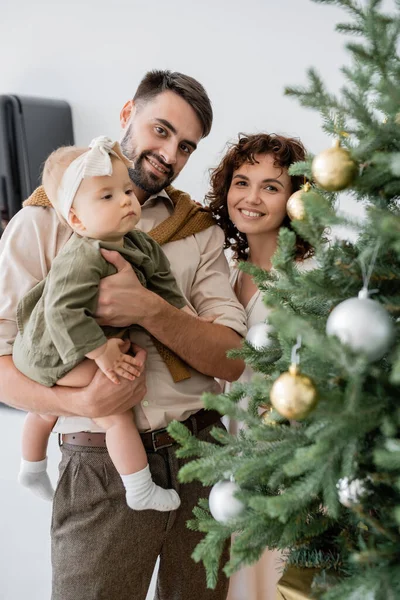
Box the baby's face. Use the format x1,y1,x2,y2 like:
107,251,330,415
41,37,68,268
71,157,141,242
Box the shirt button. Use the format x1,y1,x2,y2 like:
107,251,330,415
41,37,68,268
142,400,149,407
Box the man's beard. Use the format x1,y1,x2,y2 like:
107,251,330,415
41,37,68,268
128,153,175,195
121,125,175,195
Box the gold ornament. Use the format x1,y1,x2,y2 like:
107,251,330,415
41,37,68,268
286,182,311,220
260,408,277,426
270,364,318,420
312,139,357,191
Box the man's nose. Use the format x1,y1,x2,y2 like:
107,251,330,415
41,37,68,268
159,139,178,166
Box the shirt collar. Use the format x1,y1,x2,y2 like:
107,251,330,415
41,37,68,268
142,188,173,208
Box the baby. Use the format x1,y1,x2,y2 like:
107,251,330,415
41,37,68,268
13,136,186,512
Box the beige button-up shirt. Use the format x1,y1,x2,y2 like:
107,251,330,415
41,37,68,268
0,190,247,432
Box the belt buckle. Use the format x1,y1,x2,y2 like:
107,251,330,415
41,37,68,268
151,428,171,452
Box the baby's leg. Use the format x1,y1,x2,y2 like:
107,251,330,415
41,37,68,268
18,413,57,501
93,412,180,512
57,358,98,387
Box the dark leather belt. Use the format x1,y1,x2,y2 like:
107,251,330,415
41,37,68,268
60,409,221,453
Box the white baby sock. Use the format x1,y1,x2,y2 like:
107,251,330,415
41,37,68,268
121,465,180,512
18,458,54,502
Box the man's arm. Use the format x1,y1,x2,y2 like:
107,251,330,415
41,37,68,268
96,226,247,381
0,352,147,418
0,208,147,415
138,297,244,382
97,274,243,381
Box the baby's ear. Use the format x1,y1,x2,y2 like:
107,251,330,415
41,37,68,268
69,209,85,231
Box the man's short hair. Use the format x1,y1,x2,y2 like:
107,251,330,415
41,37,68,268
133,70,213,139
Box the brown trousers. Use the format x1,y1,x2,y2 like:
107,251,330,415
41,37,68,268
51,420,230,600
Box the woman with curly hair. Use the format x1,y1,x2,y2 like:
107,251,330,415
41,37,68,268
208,132,313,312
207,132,314,600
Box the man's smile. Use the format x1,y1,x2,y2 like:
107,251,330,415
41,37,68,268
145,156,170,175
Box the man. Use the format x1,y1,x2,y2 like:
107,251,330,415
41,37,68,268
0,70,246,599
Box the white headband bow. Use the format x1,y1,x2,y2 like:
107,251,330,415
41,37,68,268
57,135,132,222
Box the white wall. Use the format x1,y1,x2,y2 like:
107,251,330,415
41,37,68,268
2,0,356,202
3,0,394,218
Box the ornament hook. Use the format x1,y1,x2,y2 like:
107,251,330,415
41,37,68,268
359,241,380,298
291,335,302,366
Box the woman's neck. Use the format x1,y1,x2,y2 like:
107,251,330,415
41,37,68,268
246,230,279,270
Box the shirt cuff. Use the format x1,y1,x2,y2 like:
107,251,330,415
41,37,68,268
205,305,247,338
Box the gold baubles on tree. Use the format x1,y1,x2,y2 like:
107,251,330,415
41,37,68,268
286,182,311,220
312,139,358,191
260,408,278,426
270,364,318,420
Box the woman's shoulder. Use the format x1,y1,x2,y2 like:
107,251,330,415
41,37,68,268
297,256,317,272
227,259,240,285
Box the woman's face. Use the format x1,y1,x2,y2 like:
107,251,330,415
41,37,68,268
227,153,292,237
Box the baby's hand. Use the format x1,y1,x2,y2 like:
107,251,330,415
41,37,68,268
94,338,143,384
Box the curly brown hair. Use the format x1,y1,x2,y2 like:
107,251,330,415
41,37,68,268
206,133,313,262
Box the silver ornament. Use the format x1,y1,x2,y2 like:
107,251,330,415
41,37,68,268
337,477,369,507
209,480,245,523
246,322,274,350
326,290,394,362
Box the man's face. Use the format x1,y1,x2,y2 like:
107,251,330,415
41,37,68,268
120,91,203,200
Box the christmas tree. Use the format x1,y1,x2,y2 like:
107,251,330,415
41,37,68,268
168,1,400,598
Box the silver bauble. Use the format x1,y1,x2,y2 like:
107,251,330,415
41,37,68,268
326,292,394,362
337,477,369,507
209,480,245,523
246,322,274,350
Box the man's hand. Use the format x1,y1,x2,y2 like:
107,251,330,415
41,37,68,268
71,343,147,419
96,249,156,327
97,249,244,382
0,345,147,418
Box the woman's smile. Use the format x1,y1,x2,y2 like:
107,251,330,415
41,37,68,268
238,208,266,219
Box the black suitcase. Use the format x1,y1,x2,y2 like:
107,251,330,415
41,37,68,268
0,95,74,234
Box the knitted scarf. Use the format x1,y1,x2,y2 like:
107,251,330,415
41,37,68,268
23,185,216,382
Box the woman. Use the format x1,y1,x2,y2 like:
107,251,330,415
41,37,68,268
207,133,313,600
